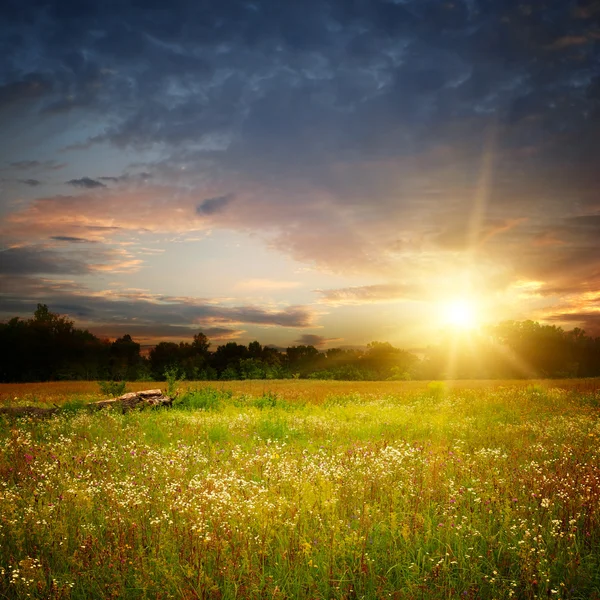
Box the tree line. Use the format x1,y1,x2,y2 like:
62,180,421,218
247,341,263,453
1,305,600,382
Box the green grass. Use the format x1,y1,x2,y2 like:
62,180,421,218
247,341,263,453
1,384,599,599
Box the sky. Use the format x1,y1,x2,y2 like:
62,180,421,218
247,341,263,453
1,0,599,349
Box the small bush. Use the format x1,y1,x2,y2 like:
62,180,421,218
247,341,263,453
426,381,447,398
164,367,183,397
387,366,412,381
252,391,279,409
173,387,231,411
97,381,127,397
60,398,88,414
526,383,547,397
255,417,294,440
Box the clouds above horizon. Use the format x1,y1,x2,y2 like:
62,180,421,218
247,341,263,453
1,0,600,342
66,177,106,189
295,334,343,347
0,274,318,339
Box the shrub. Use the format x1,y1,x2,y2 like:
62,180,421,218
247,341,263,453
60,398,88,414
426,380,446,398
164,367,183,396
173,387,231,411
97,380,127,397
252,391,280,409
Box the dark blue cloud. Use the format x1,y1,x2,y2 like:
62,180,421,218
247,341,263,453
50,235,96,243
0,0,599,295
66,177,106,189
0,246,89,275
0,273,317,330
1,0,595,179
196,194,235,216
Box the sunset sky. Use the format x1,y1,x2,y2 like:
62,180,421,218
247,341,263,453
1,0,599,349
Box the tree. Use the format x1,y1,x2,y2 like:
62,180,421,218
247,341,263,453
211,342,249,377
489,321,572,378
192,332,210,354
361,342,418,379
248,340,262,358
285,345,322,376
149,342,181,380
110,334,142,380
0,305,108,381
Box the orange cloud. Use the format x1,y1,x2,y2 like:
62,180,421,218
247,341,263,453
548,35,589,49
235,279,301,291
315,283,412,306
532,231,565,247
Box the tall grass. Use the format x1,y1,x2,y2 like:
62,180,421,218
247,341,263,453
3,378,600,406
0,385,599,598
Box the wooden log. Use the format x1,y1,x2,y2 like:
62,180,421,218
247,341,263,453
90,389,173,411
0,406,59,418
0,390,173,419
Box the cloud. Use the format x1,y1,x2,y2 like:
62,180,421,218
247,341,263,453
532,231,565,247
546,311,600,336
98,172,152,184
548,35,589,50
315,284,412,306
86,323,245,343
540,288,600,336
294,334,342,347
66,177,106,189
433,218,527,252
573,3,600,19
9,161,44,170
0,276,318,340
235,279,301,292
502,214,600,295
0,0,599,335
202,327,245,341
0,245,144,277
18,179,41,186
0,76,52,109
196,194,235,216
50,236,96,243
8,160,66,171
0,246,89,276
209,305,314,328
0,186,206,243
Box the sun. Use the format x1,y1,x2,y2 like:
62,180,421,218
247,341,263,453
442,298,479,330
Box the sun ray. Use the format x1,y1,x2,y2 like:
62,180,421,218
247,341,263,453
440,297,479,330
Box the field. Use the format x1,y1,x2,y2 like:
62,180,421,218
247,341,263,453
1,381,599,599
2,378,600,406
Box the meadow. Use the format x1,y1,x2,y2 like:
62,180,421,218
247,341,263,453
1,381,599,599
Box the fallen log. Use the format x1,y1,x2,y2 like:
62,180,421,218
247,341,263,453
0,389,173,419
0,406,59,418
90,389,173,411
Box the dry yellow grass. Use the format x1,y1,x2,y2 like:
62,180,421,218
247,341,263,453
1,377,599,406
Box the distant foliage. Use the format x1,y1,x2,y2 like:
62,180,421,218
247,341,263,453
2,306,600,382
